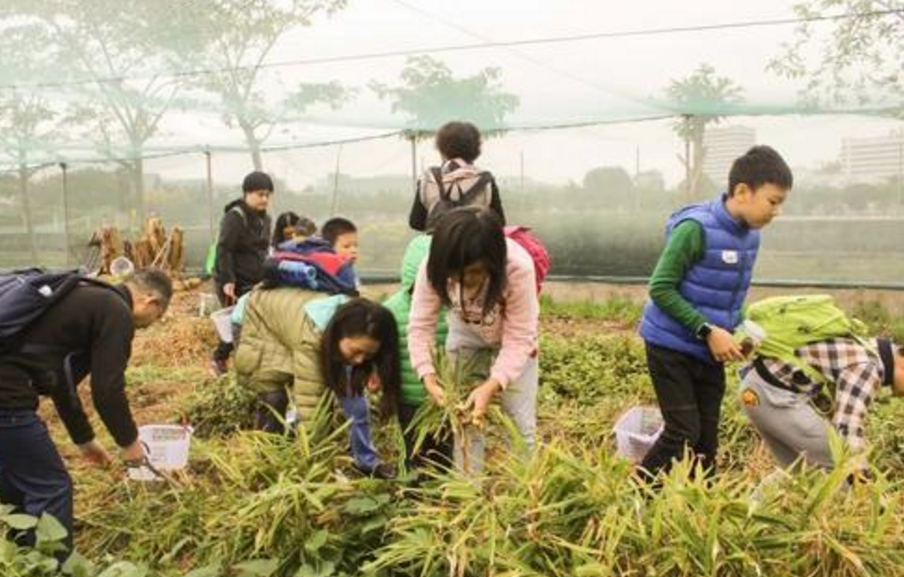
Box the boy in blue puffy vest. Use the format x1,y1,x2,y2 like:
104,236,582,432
637,146,793,480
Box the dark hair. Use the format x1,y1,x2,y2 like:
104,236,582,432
242,171,274,193
272,211,301,247
294,217,317,238
427,207,506,317
321,217,357,246
435,121,482,164
728,145,793,196
319,299,400,418
129,268,173,311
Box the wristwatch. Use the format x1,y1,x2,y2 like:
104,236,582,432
696,322,714,340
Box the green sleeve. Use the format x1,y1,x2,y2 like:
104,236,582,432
648,220,708,333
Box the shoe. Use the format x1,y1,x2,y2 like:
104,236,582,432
355,462,397,480
209,358,228,377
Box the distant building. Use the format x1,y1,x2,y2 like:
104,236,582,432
841,131,904,182
702,126,756,182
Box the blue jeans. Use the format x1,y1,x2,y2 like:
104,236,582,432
0,409,74,554
255,392,380,471
340,396,380,472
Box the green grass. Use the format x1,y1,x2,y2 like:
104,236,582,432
540,294,643,327
5,295,904,576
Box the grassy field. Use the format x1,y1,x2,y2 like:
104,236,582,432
3,290,904,576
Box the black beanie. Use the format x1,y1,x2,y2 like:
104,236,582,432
243,171,274,193
877,338,895,387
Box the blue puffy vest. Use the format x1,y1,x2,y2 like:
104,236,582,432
639,195,760,363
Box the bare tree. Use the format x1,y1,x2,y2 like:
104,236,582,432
186,0,350,170
0,21,63,262
769,1,904,111
18,0,192,223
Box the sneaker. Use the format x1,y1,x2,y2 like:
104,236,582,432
209,358,228,377
355,462,397,480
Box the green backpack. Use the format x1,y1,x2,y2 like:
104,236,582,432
205,205,248,277
738,294,870,385
205,243,217,277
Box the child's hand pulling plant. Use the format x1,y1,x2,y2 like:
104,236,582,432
463,378,503,426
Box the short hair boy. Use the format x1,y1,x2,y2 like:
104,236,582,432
322,217,359,264
637,145,793,481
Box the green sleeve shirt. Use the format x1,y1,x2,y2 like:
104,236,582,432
648,220,709,333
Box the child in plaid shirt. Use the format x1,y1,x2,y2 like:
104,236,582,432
740,337,904,472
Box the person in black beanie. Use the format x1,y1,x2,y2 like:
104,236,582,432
211,171,273,376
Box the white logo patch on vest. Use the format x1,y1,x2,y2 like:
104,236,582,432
721,250,739,265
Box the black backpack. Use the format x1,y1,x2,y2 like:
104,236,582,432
424,166,495,230
0,269,113,356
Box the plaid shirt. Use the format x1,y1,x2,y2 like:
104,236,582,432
757,338,885,453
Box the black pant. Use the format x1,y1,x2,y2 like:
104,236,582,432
0,410,73,559
397,402,452,471
639,342,726,479
255,390,289,434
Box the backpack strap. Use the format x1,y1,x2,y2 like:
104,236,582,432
430,167,450,201
229,204,248,226
458,171,494,204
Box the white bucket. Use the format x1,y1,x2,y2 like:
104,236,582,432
210,306,235,343
128,425,193,481
198,292,221,317
613,406,664,462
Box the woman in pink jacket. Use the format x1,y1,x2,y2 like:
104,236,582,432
408,207,539,473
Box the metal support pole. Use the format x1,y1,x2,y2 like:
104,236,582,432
60,162,71,267
410,134,418,194
520,150,525,195
330,143,343,216
683,114,692,200
897,141,903,209
205,150,215,244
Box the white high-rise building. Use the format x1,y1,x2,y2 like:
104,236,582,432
702,126,756,182
841,131,904,182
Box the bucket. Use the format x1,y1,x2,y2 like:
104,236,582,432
613,406,664,462
198,292,221,317
128,424,193,481
210,306,235,343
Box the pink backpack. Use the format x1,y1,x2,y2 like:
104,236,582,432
504,225,551,294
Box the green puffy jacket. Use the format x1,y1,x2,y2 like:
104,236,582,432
383,235,447,407
234,287,346,422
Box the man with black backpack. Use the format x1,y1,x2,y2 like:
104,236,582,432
408,121,506,232
211,171,273,375
0,268,172,555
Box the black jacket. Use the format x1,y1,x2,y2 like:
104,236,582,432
0,283,138,447
214,199,271,294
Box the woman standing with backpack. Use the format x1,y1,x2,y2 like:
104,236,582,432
408,208,539,474
409,121,506,231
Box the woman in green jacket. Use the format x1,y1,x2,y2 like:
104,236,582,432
383,235,451,469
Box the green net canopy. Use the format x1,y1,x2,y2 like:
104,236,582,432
1,0,903,286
